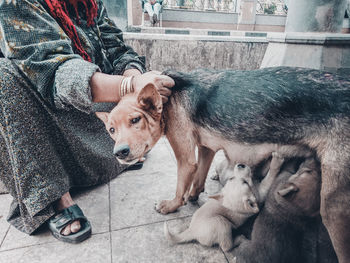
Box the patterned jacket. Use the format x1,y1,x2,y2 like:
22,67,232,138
0,0,146,113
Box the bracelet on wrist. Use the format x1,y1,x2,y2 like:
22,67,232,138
120,76,135,97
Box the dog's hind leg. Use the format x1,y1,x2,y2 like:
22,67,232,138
187,146,215,202
319,144,350,263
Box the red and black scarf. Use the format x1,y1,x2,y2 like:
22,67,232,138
44,0,98,62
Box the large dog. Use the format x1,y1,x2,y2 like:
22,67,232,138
96,67,350,262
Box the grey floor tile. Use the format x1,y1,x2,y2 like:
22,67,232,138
111,219,228,263
73,184,110,234
110,138,198,230
1,184,110,251
0,233,111,263
110,169,198,230
0,194,12,246
1,224,57,251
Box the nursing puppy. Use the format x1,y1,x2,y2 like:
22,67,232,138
96,67,350,262
233,157,322,263
211,156,233,186
164,152,284,251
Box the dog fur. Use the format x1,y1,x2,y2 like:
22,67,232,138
96,67,350,262
232,157,322,263
164,152,284,251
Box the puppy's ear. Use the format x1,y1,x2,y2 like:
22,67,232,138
244,199,259,214
137,84,163,120
95,112,109,124
277,183,299,197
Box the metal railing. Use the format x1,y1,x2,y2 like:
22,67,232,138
162,0,238,13
162,0,288,15
256,0,287,15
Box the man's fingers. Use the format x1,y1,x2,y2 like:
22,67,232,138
158,87,172,97
161,95,169,104
158,75,175,88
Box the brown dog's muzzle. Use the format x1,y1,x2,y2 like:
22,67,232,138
113,144,130,160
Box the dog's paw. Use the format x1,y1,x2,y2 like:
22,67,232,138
271,152,285,169
155,199,180,214
187,195,199,203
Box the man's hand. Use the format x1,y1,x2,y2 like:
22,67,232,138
133,71,175,103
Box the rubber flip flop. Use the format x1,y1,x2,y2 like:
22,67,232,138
48,204,91,244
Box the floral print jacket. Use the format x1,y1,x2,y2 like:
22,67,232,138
0,0,146,113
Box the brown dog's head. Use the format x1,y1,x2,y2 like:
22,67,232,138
96,84,163,165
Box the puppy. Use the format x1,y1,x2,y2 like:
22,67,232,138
233,157,321,263
212,156,233,186
164,152,284,252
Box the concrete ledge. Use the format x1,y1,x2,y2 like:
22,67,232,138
267,32,350,45
124,32,268,43
128,27,268,38
261,32,350,73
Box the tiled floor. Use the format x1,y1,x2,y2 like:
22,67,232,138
0,138,234,263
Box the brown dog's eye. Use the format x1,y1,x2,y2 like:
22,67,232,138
109,127,115,134
131,116,141,124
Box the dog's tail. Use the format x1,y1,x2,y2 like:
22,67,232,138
163,222,194,244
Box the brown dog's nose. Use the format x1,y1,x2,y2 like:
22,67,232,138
237,164,246,169
114,144,130,159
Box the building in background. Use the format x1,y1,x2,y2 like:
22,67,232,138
104,0,128,30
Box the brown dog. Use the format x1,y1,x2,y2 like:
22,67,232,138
96,67,350,262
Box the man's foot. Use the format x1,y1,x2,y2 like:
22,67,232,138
55,192,81,236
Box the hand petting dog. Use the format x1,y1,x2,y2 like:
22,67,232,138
90,70,174,104
132,71,175,103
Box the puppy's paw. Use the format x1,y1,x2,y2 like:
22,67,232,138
155,199,181,214
272,151,284,161
270,152,285,170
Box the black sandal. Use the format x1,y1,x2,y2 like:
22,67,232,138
48,204,91,244
125,161,144,171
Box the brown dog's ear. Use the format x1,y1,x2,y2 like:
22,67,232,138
95,112,109,124
277,183,299,197
137,84,163,120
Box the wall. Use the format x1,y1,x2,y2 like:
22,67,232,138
124,33,268,72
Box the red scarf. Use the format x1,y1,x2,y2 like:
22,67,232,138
44,0,98,62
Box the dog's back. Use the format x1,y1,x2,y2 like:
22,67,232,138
164,67,350,144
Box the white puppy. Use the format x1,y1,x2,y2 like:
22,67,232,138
164,152,284,251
